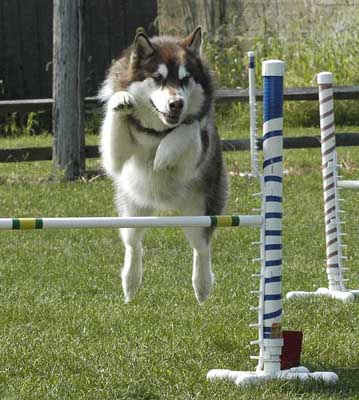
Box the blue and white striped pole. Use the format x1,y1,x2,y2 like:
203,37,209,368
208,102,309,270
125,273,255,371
207,60,338,386
260,60,285,374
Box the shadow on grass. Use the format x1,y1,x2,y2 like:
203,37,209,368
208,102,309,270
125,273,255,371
212,337,239,354
125,387,160,400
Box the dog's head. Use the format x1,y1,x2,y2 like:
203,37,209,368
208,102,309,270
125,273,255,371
106,27,212,130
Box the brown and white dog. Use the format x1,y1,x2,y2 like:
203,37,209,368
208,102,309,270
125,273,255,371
99,27,228,304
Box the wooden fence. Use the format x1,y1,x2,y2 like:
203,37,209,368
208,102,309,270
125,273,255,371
0,86,358,163
0,0,157,100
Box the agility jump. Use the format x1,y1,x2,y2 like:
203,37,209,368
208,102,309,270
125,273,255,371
206,60,337,386
286,71,359,303
0,60,338,386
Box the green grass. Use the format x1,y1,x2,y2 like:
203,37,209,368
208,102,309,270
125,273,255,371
1,132,359,399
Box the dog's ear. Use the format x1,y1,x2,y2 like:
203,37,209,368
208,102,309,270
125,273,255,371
132,32,155,61
183,26,202,56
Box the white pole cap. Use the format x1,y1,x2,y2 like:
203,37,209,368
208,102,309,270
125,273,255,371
317,72,333,85
262,60,285,77
248,51,255,57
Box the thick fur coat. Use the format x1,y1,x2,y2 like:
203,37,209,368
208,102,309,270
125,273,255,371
100,27,227,303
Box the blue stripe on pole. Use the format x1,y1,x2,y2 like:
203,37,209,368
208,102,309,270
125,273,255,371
265,244,282,251
265,259,282,267
264,294,282,300
264,176,282,183
263,326,272,338
265,276,282,283
249,59,255,68
263,76,283,122
263,156,283,169
265,230,282,236
263,130,282,142
265,212,282,219
263,309,282,320
266,196,282,203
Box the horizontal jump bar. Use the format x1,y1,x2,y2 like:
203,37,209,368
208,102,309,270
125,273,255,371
337,180,359,189
0,215,263,230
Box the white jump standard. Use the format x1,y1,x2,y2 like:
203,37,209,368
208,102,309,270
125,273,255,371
286,71,359,303
248,51,259,177
207,61,338,386
239,51,259,177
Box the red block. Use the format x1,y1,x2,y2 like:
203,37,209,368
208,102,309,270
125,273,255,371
280,330,303,370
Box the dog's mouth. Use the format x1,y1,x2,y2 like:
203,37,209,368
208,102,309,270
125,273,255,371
150,100,181,126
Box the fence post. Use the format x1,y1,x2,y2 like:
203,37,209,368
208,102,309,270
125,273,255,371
52,0,85,180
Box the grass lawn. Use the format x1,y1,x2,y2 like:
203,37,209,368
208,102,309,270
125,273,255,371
1,128,359,399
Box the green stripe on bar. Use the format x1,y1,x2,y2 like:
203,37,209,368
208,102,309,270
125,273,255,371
232,215,240,226
35,218,43,229
211,215,241,227
210,216,218,226
12,218,20,229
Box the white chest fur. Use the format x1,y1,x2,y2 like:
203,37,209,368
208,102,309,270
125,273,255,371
110,119,203,210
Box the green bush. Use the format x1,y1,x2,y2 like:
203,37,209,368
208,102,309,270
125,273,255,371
0,112,40,137
204,14,359,128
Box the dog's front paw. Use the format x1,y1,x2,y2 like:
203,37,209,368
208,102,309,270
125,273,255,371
153,151,177,171
109,91,136,114
153,140,180,171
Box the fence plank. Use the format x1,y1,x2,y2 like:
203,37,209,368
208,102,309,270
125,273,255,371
85,0,113,96
215,85,359,102
1,85,358,114
18,0,38,98
2,0,23,99
222,133,359,151
1,134,358,163
35,0,53,98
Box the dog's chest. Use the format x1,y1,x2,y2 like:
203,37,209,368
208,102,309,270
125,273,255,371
118,151,191,209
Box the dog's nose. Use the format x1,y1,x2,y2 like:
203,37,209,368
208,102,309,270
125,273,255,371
168,98,184,113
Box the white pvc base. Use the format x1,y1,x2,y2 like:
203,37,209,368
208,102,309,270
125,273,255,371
207,366,338,386
286,287,359,303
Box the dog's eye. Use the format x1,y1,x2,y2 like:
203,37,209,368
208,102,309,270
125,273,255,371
152,74,163,84
181,75,191,85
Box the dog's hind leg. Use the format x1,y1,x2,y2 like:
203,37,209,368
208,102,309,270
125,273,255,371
183,227,213,304
119,204,153,303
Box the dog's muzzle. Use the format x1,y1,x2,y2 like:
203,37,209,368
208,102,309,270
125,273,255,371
165,98,183,124
150,97,185,126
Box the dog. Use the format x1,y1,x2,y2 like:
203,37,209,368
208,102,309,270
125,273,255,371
99,27,228,304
